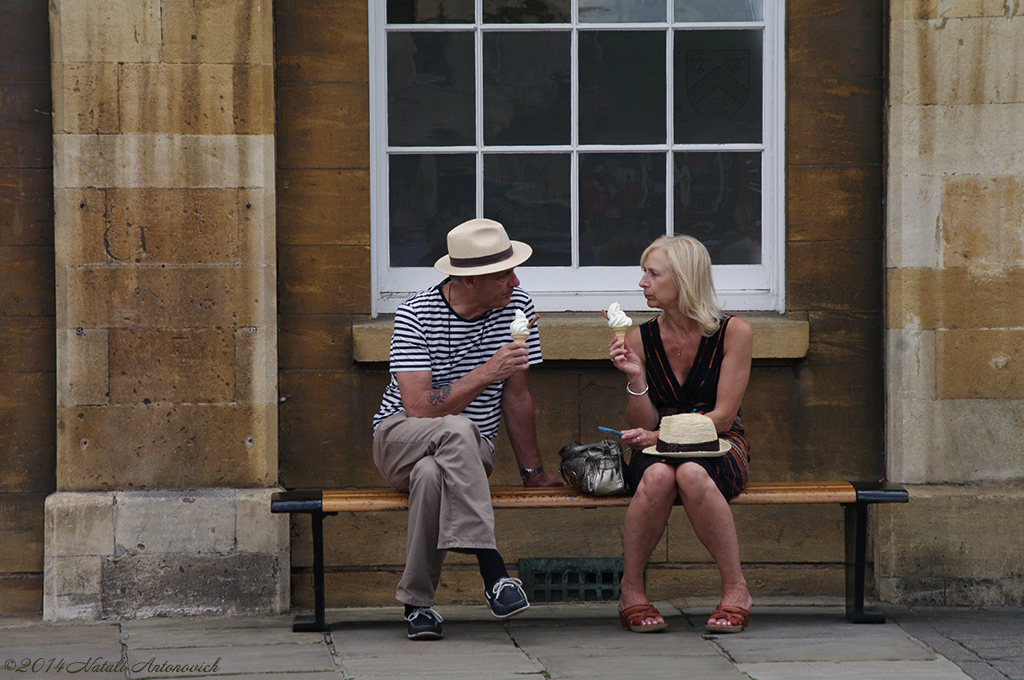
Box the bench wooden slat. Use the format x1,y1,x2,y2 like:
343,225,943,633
319,481,858,513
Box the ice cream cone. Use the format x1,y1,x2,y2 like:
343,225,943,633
511,333,529,343
612,326,628,341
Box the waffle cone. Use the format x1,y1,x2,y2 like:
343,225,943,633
612,326,629,341
511,332,529,343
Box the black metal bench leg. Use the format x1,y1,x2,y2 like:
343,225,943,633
844,501,886,623
293,510,328,632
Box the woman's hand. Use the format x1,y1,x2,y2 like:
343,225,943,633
609,336,644,381
620,428,657,451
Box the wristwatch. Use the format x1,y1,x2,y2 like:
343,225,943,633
519,465,544,480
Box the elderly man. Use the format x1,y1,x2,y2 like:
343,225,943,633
372,218,564,640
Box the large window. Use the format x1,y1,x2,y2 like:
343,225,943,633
371,0,784,314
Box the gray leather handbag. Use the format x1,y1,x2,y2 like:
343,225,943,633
558,439,629,496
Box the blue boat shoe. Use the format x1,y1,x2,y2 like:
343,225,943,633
485,577,530,619
405,607,444,640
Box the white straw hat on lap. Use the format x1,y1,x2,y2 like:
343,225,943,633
434,218,533,276
643,413,732,458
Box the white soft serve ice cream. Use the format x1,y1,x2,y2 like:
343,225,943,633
510,309,530,337
606,303,632,328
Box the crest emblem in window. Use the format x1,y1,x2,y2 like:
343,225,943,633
686,50,750,120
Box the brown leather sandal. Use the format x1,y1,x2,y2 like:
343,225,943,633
705,604,750,633
618,603,668,633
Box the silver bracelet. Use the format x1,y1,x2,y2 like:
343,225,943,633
626,381,649,397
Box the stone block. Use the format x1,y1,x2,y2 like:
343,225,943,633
807,311,883,366
275,0,369,82
788,239,883,311
0,0,49,81
0,246,55,317
0,80,53,168
0,169,54,247
786,77,883,166
234,325,278,405
119,64,274,135
107,327,235,405
63,264,273,328
57,403,276,490
44,555,103,620
0,317,56,374
886,267,1024,330
45,492,115,557
53,0,162,64
0,576,42,615
114,490,236,556
54,134,274,190
0,493,47,572
895,17,1024,106
277,169,370,246
278,314,354,370
788,0,883,79
275,83,370,170
236,488,290,556
787,165,883,242
278,245,370,315
889,0,1024,20
53,63,120,134
875,485,1024,606
57,328,109,408
100,552,285,618
885,172,942,269
937,329,1024,399
161,0,273,65
277,369,389,489
55,188,105,267
895,103,1024,177
886,328,937,401
0,373,56,494
238,188,276,266
942,175,1024,267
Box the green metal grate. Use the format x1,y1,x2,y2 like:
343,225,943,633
518,557,624,603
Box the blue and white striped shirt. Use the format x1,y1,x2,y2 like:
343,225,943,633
372,279,543,439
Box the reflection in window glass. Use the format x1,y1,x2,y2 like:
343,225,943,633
580,153,666,267
390,154,476,267
673,152,761,265
389,32,475,147
579,31,665,145
483,0,570,23
674,30,762,145
483,32,571,146
579,0,665,22
675,0,762,22
387,0,475,23
484,154,571,267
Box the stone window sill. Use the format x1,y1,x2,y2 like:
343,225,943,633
353,312,808,362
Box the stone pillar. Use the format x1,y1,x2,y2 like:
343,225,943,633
46,0,287,619
881,1,1024,605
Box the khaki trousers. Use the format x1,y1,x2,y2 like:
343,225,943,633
372,412,496,607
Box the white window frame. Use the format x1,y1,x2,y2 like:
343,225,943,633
369,1,785,316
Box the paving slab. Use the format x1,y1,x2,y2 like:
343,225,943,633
508,618,717,657
539,653,747,680
0,624,121,647
341,650,538,677
122,624,321,650
736,658,974,680
0,644,126,680
123,643,336,677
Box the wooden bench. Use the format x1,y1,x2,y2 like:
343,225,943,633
272,481,908,632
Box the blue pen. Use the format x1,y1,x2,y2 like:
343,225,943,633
597,426,623,437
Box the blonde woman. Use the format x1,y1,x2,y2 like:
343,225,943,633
609,235,754,634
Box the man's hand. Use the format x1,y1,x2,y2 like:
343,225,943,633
524,471,566,488
487,341,531,382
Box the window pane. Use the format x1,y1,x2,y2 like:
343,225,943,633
484,154,571,266
579,31,665,145
674,30,762,144
389,154,476,267
580,0,665,22
387,0,475,23
483,0,570,23
483,32,571,146
388,32,475,147
676,0,762,22
673,152,761,265
580,153,666,267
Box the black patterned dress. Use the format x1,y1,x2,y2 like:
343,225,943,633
626,315,751,499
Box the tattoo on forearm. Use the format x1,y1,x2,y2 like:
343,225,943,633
427,384,452,405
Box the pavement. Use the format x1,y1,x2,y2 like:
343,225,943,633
2,597,1022,680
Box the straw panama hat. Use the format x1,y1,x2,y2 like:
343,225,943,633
434,218,533,276
643,413,732,458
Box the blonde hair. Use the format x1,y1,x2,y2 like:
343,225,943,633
640,235,722,336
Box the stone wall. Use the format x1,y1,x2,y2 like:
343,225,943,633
881,0,1024,605
44,0,288,619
